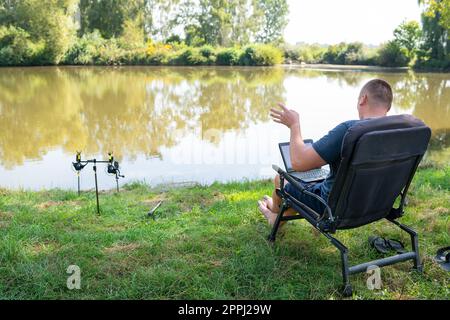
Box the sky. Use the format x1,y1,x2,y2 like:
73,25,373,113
285,0,423,45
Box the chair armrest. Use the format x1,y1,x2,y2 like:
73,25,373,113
272,165,335,225
272,165,306,192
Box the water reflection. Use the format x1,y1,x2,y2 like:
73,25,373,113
0,67,285,169
0,66,448,189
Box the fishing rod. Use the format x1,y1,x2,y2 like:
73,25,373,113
72,151,125,214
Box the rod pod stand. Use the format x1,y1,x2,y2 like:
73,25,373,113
77,171,81,196
93,159,100,215
72,152,125,215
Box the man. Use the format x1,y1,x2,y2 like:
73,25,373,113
258,79,394,225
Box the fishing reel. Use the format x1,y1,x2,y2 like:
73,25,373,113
73,151,87,172
106,153,125,179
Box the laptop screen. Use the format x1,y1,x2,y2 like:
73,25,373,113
280,144,294,171
280,140,314,172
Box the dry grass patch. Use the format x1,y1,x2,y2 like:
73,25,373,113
141,193,167,207
0,221,10,228
0,211,13,219
176,190,225,212
0,211,13,229
27,241,61,256
104,243,141,254
199,191,225,209
35,200,81,210
210,260,223,267
36,201,62,209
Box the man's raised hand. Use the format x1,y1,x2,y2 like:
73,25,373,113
270,103,300,129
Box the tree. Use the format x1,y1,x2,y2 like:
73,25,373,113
422,0,450,30
176,0,288,46
377,40,409,67
79,0,146,40
416,0,449,69
0,25,43,65
144,0,181,40
197,0,234,46
393,20,422,60
0,0,19,25
255,0,289,44
229,0,262,45
1,0,78,64
79,0,124,38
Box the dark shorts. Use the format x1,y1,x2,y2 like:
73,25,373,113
283,180,326,214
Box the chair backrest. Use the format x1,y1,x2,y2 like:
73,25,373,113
328,115,431,230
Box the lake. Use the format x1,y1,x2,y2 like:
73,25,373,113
0,66,448,190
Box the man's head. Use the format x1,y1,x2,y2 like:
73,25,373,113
357,79,393,119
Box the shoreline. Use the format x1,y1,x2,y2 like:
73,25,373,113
0,162,446,193
284,63,411,73
1,63,448,73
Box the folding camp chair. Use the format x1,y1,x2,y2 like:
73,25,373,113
269,115,431,296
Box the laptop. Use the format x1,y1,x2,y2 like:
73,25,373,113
279,140,330,183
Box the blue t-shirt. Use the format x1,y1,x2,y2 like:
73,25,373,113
312,120,360,200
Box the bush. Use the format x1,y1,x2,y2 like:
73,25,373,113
63,30,106,65
65,31,137,65
297,45,326,64
198,45,217,64
144,41,173,65
280,44,326,64
414,56,450,71
281,44,300,62
322,43,344,64
296,47,313,63
0,26,44,65
239,44,283,66
121,48,147,65
165,35,182,45
414,49,450,71
216,48,242,65
377,41,409,67
322,42,369,65
146,50,171,65
96,39,125,65
173,48,208,65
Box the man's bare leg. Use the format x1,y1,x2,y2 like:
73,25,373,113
258,174,297,226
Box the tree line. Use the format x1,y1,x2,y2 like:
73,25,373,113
283,1,449,70
0,0,288,66
0,0,448,70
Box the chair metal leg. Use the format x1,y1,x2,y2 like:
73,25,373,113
407,227,422,272
389,219,423,272
340,249,353,297
268,201,288,242
327,235,352,297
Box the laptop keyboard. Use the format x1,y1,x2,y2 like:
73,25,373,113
291,168,329,182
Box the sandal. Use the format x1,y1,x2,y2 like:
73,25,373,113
434,247,450,271
369,236,407,255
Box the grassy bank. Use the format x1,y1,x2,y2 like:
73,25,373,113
0,165,448,300
285,63,410,73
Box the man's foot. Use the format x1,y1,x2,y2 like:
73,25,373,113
258,200,277,226
262,195,274,211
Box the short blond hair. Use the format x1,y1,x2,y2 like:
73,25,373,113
361,79,393,110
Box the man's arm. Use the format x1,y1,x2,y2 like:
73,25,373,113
271,103,326,172
289,123,326,172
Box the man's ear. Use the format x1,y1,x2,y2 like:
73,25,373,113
358,93,368,107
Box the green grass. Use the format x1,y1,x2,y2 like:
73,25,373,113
0,166,448,300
